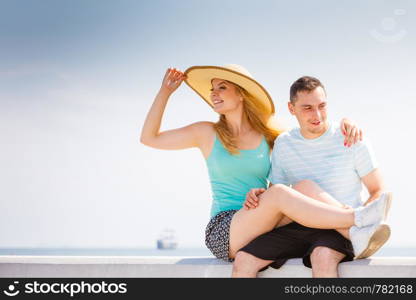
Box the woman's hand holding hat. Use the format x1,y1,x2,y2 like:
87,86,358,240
160,68,187,95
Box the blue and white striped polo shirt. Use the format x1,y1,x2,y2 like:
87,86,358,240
268,122,378,208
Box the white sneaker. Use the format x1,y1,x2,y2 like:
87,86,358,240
350,222,391,259
354,192,392,227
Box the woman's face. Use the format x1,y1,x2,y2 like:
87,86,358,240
210,78,243,114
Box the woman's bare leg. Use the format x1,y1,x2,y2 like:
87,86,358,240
293,180,346,209
291,180,351,239
273,180,351,238
274,180,353,231
229,184,355,258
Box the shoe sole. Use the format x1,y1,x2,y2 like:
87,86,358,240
383,192,393,221
355,224,391,259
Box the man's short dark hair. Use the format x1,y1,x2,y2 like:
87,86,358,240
290,76,326,103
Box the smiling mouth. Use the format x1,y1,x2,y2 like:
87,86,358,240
213,99,224,105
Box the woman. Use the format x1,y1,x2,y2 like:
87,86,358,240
140,65,390,265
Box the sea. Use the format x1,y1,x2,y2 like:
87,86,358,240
0,247,415,257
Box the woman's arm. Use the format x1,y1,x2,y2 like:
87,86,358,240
140,68,204,150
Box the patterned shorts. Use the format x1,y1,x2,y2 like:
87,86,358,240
205,210,238,262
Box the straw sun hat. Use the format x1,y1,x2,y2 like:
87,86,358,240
184,64,275,116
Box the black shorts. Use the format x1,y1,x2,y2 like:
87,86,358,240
238,222,354,271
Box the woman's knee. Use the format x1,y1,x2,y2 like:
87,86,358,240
258,184,286,208
267,183,290,197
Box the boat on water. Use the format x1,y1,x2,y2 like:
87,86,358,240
156,228,178,250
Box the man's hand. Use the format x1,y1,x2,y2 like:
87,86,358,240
244,188,266,210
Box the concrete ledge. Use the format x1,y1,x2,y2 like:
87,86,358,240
0,256,415,278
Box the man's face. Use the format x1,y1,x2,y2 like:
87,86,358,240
288,86,328,138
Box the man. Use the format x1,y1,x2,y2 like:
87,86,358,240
232,76,391,277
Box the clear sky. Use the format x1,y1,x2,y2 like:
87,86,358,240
1,0,415,249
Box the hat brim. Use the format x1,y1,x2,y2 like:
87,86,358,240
184,66,275,115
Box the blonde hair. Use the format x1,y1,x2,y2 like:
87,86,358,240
213,83,283,154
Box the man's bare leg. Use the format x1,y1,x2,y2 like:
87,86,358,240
310,246,346,278
231,251,273,278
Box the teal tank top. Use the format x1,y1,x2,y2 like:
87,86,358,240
206,134,271,217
